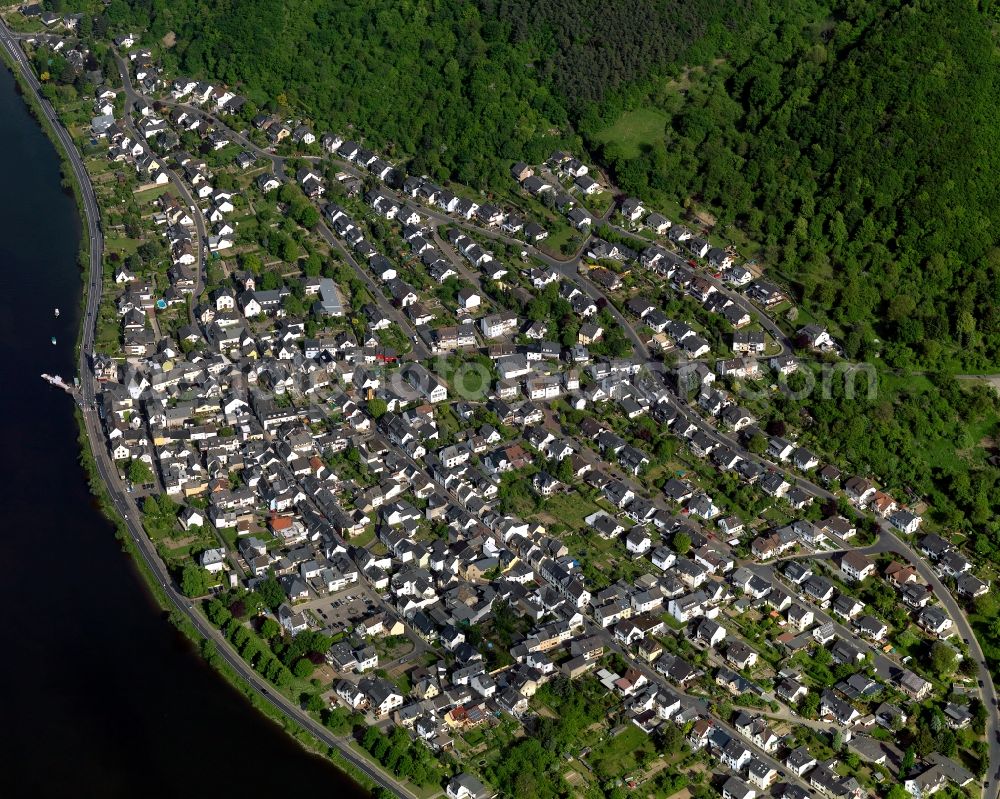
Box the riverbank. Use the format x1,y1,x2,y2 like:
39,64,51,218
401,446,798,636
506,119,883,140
72,408,383,794
0,37,385,799
0,40,90,352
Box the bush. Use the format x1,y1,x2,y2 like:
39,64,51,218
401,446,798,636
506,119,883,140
293,657,315,679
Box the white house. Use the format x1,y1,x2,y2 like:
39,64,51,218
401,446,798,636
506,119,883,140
358,677,403,718
458,288,481,312
840,551,875,582
447,774,489,799
199,547,227,574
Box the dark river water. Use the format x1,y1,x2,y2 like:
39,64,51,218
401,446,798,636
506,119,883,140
0,64,366,797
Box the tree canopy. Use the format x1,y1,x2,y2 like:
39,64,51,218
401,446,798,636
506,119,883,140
126,459,154,485
113,0,1000,367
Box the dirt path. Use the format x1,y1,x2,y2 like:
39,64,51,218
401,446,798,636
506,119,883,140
956,374,1000,394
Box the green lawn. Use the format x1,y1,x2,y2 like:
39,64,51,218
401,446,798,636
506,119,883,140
564,530,617,558
539,222,584,258
435,404,462,439
540,491,600,531
588,725,655,781
850,370,1000,479
133,184,172,203
105,235,142,256
585,191,615,217
591,107,669,159
350,526,376,548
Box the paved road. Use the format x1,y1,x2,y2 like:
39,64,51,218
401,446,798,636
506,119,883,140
578,612,817,796
113,52,207,311
429,230,486,294
115,52,435,364
654,378,1000,793
111,65,696,376
523,163,1000,794
562,252,1000,794
750,563,908,682
109,72,616,280
862,531,1000,788
594,214,791,357
0,23,416,799
313,217,430,361
101,54,796,393
90,33,1000,799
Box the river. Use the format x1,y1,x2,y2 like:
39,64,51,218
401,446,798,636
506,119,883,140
0,64,367,797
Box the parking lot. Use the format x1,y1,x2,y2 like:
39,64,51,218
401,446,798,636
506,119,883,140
302,588,377,634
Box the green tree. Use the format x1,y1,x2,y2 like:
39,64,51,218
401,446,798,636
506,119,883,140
323,707,352,734
362,725,382,751
971,698,987,734
259,271,281,291
273,666,293,688
928,641,957,677
747,432,768,455
207,599,232,627
899,747,916,779
241,252,263,273
180,563,209,597
258,575,285,610
295,204,319,229
241,638,261,664
304,252,323,277
555,456,574,483
673,532,692,555
126,459,154,485
280,236,299,262
260,617,281,640
304,693,324,712
293,657,315,679
366,397,388,419
798,691,820,719
263,657,283,682
283,293,306,317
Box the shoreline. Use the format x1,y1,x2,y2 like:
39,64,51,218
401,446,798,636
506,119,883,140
0,35,391,799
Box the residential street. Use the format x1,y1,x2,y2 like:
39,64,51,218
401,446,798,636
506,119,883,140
0,19,416,799
113,52,207,310
7,16,999,799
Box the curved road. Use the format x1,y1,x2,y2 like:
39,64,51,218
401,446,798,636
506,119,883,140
0,21,415,799
84,28,1000,799
113,53,432,362
129,60,994,788
112,52,208,310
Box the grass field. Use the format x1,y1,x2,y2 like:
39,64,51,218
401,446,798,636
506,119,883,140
104,235,142,256
538,220,584,258
880,371,999,474
591,108,669,159
134,184,171,204
540,491,601,531
588,725,655,781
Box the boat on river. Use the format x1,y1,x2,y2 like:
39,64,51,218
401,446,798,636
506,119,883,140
41,373,73,392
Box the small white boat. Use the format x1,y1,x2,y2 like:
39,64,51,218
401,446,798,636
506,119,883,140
54,307,60,317
41,373,74,392
51,336,57,345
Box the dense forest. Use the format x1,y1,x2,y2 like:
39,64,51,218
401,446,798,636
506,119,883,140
110,0,1000,369
107,0,765,185
112,0,579,187
577,0,1000,373
100,0,1000,540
